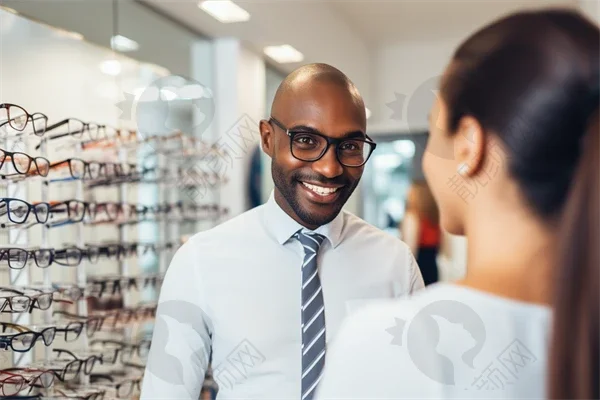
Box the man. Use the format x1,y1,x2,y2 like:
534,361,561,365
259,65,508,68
140,63,424,400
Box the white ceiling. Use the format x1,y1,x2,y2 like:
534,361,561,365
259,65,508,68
141,0,579,71
332,0,579,43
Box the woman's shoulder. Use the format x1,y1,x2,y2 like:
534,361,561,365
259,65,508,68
317,283,552,399
342,283,552,347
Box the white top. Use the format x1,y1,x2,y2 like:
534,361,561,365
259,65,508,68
140,192,424,400
315,282,552,400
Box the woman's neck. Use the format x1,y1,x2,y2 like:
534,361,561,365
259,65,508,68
456,204,556,306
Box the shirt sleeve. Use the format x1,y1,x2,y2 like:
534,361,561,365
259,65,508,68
140,238,212,400
407,248,425,293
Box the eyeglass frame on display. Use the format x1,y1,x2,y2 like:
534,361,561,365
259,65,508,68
0,287,72,313
0,103,48,137
0,323,57,353
0,198,50,228
0,148,50,179
88,373,142,398
48,158,140,183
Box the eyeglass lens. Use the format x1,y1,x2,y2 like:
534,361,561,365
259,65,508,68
290,132,372,166
7,199,29,223
34,249,52,268
0,104,28,132
68,119,85,138
0,375,25,395
31,113,47,136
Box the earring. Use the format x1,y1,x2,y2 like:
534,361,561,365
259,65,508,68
457,163,470,177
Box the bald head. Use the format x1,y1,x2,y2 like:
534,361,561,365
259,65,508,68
272,63,365,120
260,62,372,230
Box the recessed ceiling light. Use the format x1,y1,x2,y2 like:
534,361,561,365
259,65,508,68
365,107,372,120
100,60,122,76
111,35,139,52
198,1,250,23
263,45,304,64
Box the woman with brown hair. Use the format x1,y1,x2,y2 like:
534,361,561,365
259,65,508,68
401,180,441,285
316,8,598,399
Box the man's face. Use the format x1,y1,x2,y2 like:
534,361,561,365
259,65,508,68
261,81,368,229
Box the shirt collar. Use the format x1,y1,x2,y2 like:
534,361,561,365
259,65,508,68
263,190,344,249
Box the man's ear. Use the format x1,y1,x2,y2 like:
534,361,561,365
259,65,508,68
259,119,275,158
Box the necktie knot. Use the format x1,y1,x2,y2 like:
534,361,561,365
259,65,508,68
294,230,326,254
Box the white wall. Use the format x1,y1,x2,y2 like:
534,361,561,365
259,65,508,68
212,38,266,217
372,39,459,129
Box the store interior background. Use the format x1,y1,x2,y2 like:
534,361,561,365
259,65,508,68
1,0,599,312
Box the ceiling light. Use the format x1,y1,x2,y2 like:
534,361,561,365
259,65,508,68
263,45,304,64
100,60,122,76
198,1,250,23
111,35,139,52
365,107,372,120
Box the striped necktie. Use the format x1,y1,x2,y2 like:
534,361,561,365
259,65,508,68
294,229,327,400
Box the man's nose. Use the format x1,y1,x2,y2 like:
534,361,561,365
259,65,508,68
311,145,343,178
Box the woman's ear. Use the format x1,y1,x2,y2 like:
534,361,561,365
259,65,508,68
259,120,274,158
454,115,485,177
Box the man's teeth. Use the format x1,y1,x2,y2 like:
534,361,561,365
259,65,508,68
302,182,339,196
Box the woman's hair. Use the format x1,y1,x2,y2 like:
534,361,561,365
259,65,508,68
440,8,599,398
406,180,439,225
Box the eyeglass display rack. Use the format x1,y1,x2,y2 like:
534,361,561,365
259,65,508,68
0,104,228,399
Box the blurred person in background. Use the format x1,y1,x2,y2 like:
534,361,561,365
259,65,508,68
400,180,441,285
316,8,598,399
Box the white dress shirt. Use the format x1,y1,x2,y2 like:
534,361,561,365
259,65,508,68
140,192,424,400
315,282,552,400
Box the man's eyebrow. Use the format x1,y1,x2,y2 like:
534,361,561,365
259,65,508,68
289,125,366,139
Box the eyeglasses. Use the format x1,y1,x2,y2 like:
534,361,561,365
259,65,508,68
47,200,95,227
0,247,101,270
52,348,103,377
0,104,48,137
49,158,140,182
87,275,163,298
0,323,56,352
54,386,106,400
52,311,103,339
43,118,105,142
33,349,102,383
0,149,50,179
90,339,151,365
0,198,50,227
0,287,72,313
0,248,53,269
0,368,55,395
268,117,377,167
89,373,142,398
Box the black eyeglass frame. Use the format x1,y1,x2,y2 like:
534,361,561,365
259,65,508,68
0,198,50,226
268,117,377,167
